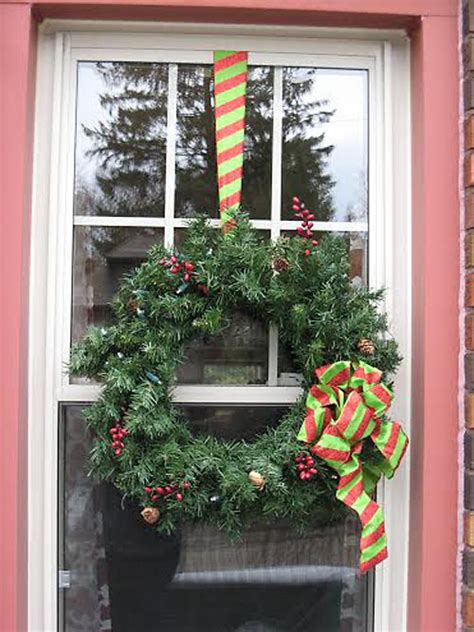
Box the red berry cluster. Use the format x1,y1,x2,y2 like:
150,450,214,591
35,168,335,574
292,196,318,257
294,451,318,481
109,421,129,457
144,480,191,504
160,255,195,282
159,255,209,295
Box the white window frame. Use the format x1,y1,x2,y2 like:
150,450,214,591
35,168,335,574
29,20,411,632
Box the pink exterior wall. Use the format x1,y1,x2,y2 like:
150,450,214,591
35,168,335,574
0,1,460,631
0,5,35,632
409,15,460,631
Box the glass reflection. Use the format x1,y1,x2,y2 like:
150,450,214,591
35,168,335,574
281,68,368,223
175,65,273,220
71,226,163,344
74,62,367,225
279,230,368,284
177,311,269,385
60,404,370,632
241,66,273,219
74,62,168,217
175,65,217,218
179,405,288,441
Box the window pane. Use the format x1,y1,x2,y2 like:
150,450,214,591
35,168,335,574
60,404,371,632
71,226,163,345
74,62,168,217
174,227,271,386
59,405,100,632
280,230,368,283
175,64,217,218
281,68,368,223
277,231,368,380
175,65,273,220
179,405,289,441
177,310,269,385
241,66,273,219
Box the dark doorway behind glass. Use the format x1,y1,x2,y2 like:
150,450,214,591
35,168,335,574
58,405,372,632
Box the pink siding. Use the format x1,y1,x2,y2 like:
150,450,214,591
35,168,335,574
0,4,36,631
410,15,460,631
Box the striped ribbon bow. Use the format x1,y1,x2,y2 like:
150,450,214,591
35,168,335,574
213,51,248,234
297,360,409,573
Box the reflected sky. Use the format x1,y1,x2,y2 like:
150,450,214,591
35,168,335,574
312,69,367,220
75,62,367,221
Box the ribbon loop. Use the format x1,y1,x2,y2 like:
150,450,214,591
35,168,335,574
316,360,351,388
362,382,393,417
371,419,408,476
349,361,383,390
298,361,408,573
333,390,376,444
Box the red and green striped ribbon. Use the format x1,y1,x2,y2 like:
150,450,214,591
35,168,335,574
297,360,409,573
213,51,248,234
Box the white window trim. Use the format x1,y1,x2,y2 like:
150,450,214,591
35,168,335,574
29,21,411,632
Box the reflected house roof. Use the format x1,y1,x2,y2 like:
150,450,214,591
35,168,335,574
103,229,159,262
73,228,160,338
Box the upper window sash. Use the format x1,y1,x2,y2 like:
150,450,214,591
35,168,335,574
41,29,391,402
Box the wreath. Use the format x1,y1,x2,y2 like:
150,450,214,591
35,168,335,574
70,200,408,574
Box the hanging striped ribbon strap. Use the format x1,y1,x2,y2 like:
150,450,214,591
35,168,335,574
213,50,248,234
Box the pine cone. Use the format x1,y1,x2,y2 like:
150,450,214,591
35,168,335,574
141,507,160,525
272,257,290,274
248,471,266,491
358,338,375,356
127,297,139,314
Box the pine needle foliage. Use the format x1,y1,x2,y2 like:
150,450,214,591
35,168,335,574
70,215,401,536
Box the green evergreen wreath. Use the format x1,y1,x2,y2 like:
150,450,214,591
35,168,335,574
70,212,400,536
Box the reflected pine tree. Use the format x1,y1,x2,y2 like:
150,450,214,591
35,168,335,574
79,62,335,221
81,62,169,218
281,67,335,221
73,62,337,339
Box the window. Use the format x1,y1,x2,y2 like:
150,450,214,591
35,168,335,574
30,24,411,632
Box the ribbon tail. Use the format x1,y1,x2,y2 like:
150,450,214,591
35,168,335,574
371,419,409,478
336,453,388,573
297,406,330,444
361,461,383,496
